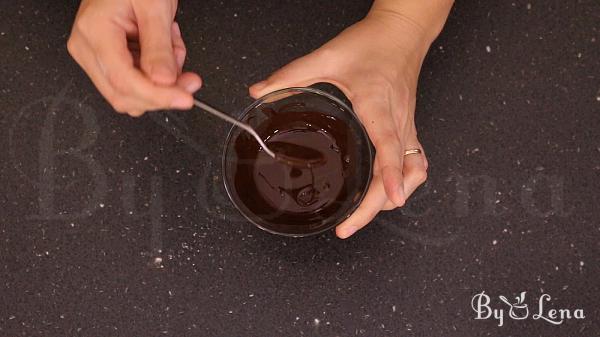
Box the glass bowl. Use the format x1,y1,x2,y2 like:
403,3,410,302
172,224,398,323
222,86,373,237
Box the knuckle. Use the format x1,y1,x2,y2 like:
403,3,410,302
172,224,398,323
110,98,128,113
66,36,77,57
416,169,428,184
107,72,128,93
74,17,91,36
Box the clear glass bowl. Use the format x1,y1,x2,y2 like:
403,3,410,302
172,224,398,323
222,86,373,237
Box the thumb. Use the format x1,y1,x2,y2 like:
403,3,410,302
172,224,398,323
249,52,330,98
135,3,178,85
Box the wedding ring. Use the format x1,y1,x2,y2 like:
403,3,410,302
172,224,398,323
404,149,422,156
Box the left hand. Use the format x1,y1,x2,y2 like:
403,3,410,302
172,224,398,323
249,13,431,238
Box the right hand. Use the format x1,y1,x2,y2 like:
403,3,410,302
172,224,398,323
249,13,431,239
67,0,202,117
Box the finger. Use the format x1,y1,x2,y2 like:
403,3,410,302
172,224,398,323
171,23,202,94
402,146,428,198
421,147,429,170
93,26,193,111
249,53,331,98
135,2,178,85
176,72,203,94
129,110,145,118
382,200,396,210
171,22,186,72
356,98,406,207
335,175,388,239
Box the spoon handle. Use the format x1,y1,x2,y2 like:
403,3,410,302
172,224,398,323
193,99,275,158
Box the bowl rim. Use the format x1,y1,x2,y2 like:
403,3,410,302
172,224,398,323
221,86,373,237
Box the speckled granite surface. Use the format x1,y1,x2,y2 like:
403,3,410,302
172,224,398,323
0,0,599,336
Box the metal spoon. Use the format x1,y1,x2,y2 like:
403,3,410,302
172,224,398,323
193,99,325,168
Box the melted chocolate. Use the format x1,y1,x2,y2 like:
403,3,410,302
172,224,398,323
270,141,326,168
232,106,355,230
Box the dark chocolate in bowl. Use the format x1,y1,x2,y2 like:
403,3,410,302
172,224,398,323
223,87,373,236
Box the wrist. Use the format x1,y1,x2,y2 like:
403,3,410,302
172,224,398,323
368,0,454,55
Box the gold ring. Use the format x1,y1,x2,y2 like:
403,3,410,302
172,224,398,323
404,149,422,156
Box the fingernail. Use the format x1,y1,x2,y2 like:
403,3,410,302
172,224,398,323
185,80,201,93
396,184,406,207
171,96,192,109
150,64,177,85
338,227,355,239
250,81,268,92
173,22,182,37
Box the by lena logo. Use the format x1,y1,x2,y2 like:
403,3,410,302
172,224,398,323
498,291,529,320
471,291,585,327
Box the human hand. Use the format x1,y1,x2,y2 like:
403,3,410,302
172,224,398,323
249,12,435,239
67,0,202,116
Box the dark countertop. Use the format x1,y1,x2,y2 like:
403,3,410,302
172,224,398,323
1,0,599,336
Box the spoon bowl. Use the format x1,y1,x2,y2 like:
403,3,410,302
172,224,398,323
194,99,318,168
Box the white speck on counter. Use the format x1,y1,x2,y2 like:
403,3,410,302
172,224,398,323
313,318,320,326
526,3,531,10
392,305,396,312
152,256,163,268
99,203,105,208
486,45,491,53
492,239,498,245
24,46,29,51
